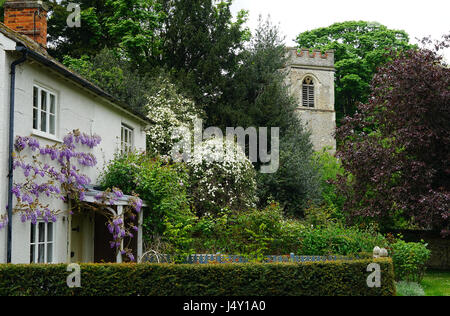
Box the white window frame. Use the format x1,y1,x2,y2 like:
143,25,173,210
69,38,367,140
30,221,55,264
33,85,57,137
121,123,134,154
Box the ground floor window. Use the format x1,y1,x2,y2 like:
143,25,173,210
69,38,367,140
30,222,54,263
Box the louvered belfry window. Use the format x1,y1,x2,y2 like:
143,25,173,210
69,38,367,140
302,77,315,108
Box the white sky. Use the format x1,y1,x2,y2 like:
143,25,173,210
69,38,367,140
230,0,450,61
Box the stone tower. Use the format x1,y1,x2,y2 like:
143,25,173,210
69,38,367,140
286,48,336,153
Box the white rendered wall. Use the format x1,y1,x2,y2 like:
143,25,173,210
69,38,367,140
0,33,17,263
0,46,147,264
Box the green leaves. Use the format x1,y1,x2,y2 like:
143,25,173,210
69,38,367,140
336,36,450,233
105,0,165,68
100,152,194,256
391,240,431,282
0,260,396,296
296,21,414,122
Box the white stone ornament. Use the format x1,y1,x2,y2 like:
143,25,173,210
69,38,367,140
373,246,381,258
379,248,388,257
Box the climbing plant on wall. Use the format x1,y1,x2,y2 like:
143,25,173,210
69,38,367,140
0,129,143,261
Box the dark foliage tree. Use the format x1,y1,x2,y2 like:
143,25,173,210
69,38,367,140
46,0,165,66
158,0,249,115
46,0,114,60
222,18,322,216
63,48,156,114
0,0,4,22
336,35,450,234
296,21,414,124
45,0,249,119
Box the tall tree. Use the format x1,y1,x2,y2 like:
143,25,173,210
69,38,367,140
46,0,114,60
63,48,156,114
46,0,249,117
0,0,5,22
46,0,165,65
159,0,249,113
336,36,450,234
221,18,322,216
296,21,414,124
105,0,165,69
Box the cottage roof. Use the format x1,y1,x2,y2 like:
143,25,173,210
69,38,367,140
0,22,151,125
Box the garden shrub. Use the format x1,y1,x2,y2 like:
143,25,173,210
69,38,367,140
313,149,346,221
396,281,425,296
257,125,322,217
303,204,335,228
390,240,431,282
187,138,258,216
192,203,304,256
297,223,388,256
191,202,387,258
145,74,205,157
0,259,395,296
100,153,195,255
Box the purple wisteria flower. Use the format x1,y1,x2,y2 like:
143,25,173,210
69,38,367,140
27,138,40,151
14,136,28,152
113,188,124,199
6,132,137,262
11,185,21,198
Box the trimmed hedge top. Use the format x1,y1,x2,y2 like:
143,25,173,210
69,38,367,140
0,258,395,296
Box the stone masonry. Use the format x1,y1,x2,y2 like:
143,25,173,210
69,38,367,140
286,48,336,153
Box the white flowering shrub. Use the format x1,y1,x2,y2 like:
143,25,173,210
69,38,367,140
145,76,204,157
187,138,258,215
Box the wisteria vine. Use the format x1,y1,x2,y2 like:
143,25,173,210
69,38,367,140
0,129,143,261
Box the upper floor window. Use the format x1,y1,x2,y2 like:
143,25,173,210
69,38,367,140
302,77,315,108
30,221,54,264
121,124,134,154
33,85,57,136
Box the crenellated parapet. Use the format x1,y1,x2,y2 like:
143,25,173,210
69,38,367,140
286,47,334,69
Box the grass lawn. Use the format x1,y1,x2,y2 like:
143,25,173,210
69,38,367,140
421,270,450,296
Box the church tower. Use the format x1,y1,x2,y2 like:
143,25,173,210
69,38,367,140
286,48,336,153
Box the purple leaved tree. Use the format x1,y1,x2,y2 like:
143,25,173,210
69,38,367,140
336,35,450,235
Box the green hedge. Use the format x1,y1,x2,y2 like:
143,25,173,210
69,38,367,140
0,259,395,296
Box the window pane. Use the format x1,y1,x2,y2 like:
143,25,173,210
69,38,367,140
33,108,38,130
50,94,56,114
38,244,44,263
33,88,39,129
309,87,314,107
47,243,53,263
47,223,53,242
41,90,47,112
40,91,47,132
30,245,35,263
38,222,45,242
49,115,56,135
40,111,47,132
30,223,35,243
33,87,38,108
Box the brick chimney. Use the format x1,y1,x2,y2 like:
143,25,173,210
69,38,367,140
3,0,48,47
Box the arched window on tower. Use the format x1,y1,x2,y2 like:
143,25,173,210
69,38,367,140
302,77,315,108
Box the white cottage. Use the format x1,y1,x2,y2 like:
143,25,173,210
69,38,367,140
0,1,149,264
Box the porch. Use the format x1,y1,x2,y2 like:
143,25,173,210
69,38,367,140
69,186,145,263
